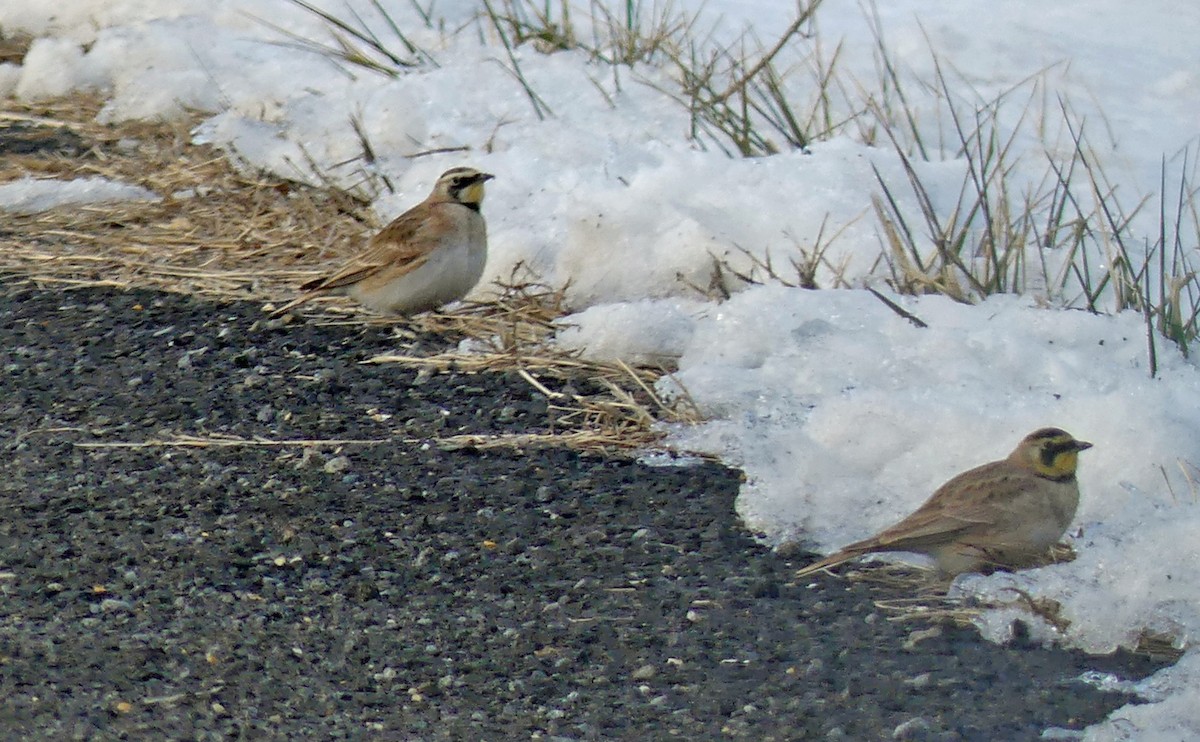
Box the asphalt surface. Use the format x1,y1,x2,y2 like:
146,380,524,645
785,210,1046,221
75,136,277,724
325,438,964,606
0,281,1167,740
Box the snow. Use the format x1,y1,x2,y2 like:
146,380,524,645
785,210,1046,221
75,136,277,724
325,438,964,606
2,0,1199,737
0,176,159,214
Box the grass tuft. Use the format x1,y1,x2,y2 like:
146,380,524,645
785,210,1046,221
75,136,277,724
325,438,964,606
260,0,436,76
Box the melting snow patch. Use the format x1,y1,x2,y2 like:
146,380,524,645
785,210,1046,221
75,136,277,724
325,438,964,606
0,176,159,215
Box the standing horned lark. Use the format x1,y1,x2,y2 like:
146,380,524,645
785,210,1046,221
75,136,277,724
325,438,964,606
273,166,494,316
795,427,1093,577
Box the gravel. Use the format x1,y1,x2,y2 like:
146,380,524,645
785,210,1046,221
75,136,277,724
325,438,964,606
0,281,1166,740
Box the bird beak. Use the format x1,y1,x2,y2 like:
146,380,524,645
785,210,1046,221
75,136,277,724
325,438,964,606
1075,440,1093,451
477,173,495,183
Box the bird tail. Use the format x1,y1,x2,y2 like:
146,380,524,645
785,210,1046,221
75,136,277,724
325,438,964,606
794,549,860,579
268,291,317,317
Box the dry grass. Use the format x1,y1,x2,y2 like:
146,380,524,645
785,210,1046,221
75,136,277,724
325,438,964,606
368,347,701,455
0,95,373,301
0,95,690,457
357,278,703,454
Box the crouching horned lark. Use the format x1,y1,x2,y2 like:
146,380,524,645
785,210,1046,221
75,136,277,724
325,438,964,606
795,427,1093,578
273,166,494,316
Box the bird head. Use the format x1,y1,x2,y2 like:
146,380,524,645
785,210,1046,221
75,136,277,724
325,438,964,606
1013,427,1093,480
433,166,494,209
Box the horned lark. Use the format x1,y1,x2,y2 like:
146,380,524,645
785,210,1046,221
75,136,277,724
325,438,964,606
795,427,1093,578
272,166,494,316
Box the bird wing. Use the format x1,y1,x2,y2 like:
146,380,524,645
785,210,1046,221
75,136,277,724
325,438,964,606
795,461,1059,578
298,207,441,292
795,502,989,578
852,462,1032,553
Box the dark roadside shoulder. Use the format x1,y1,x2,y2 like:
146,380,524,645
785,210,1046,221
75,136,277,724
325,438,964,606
0,282,1166,740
